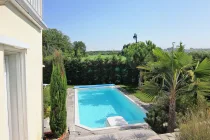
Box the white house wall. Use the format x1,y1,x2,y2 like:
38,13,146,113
0,2,43,140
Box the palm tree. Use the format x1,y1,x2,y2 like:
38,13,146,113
139,44,210,132
133,33,137,43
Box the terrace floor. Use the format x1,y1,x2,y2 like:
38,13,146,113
66,87,160,140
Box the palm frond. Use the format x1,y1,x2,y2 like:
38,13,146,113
195,58,210,80
174,51,193,68
136,66,150,70
197,81,210,96
141,81,162,96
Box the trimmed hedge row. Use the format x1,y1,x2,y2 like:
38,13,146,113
43,56,139,85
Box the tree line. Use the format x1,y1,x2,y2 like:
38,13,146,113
43,29,86,58
43,29,210,87
43,29,158,85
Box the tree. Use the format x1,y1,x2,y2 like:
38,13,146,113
133,33,137,43
121,43,131,55
73,41,86,57
43,29,73,57
123,41,157,86
123,41,157,67
50,50,67,137
140,44,210,132
189,51,210,62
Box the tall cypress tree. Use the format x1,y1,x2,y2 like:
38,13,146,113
50,50,67,137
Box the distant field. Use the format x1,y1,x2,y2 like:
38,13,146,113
82,55,126,61
86,50,121,55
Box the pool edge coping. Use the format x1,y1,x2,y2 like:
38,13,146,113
74,86,149,131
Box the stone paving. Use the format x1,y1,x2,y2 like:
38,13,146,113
158,132,179,140
75,129,160,140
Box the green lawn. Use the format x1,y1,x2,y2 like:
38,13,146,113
67,85,74,88
119,85,155,103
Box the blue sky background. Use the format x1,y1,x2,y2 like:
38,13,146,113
43,0,210,51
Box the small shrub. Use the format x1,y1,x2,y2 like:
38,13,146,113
144,96,169,133
43,86,51,118
45,106,51,119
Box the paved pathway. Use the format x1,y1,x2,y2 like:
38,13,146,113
158,132,179,140
75,129,160,140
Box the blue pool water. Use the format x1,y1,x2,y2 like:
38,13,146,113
77,87,146,128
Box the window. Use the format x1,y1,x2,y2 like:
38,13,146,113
4,51,28,140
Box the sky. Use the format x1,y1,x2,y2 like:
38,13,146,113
43,0,210,51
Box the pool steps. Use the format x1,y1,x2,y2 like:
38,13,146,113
106,116,128,127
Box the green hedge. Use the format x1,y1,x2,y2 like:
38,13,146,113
43,56,139,85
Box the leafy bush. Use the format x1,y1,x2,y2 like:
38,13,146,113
178,99,210,140
144,96,169,133
50,51,67,137
43,86,51,118
176,94,197,119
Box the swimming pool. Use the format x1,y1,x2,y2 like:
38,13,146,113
75,85,146,129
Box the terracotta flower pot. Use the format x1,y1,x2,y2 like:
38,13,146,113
58,132,66,140
44,131,67,140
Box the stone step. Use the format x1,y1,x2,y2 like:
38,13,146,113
75,129,159,140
